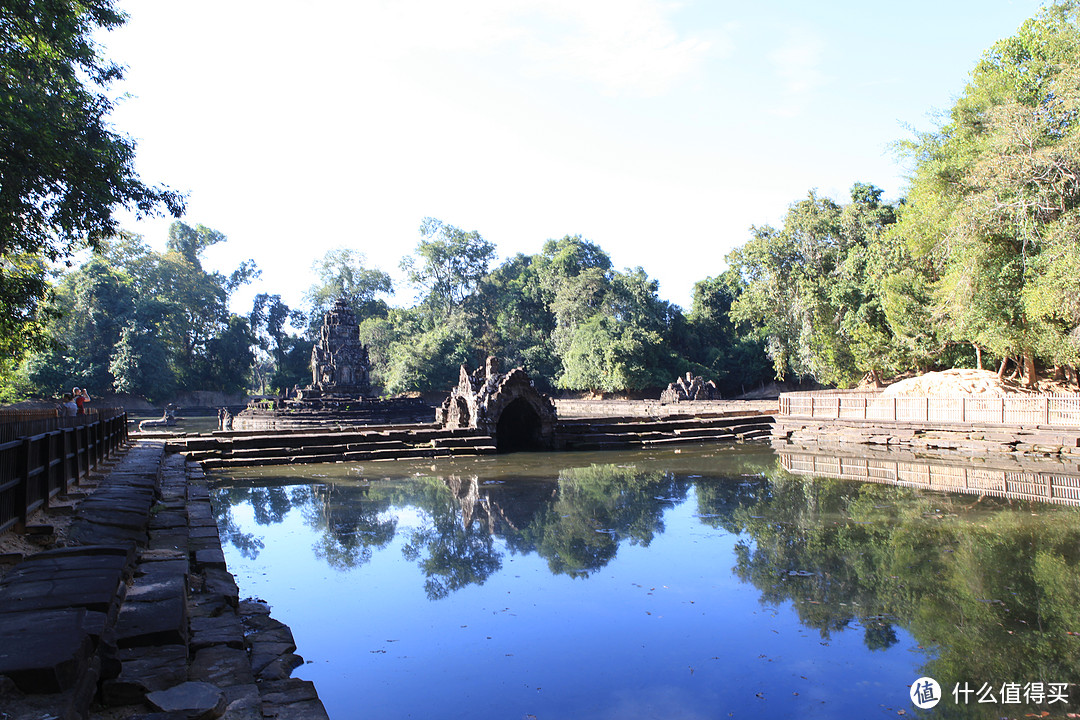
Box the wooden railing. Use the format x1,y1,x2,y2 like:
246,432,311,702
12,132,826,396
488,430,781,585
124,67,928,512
777,392,1080,427
779,452,1080,506
0,409,129,534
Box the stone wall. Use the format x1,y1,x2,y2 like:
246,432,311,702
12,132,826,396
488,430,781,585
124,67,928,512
554,398,777,419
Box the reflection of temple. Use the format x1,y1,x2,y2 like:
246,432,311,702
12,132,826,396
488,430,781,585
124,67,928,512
444,474,557,536
309,297,371,397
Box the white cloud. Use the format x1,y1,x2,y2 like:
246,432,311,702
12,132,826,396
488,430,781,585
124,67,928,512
343,0,715,97
517,0,715,97
767,28,826,116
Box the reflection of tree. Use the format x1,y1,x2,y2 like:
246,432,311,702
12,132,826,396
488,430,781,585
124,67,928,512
211,487,268,559
507,464,689,578
401,477,501,600
304,484,396,570
732,461,1080,714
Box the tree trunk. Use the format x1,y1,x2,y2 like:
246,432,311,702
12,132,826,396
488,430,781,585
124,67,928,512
997,356,1009,380
1007,356,1020,380
1022,349,1037,387
973,344,983,370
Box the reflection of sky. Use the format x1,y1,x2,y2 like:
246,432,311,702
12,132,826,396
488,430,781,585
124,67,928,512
217,482,924,719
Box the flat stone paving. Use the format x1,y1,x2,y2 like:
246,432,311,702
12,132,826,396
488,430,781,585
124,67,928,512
0,440,330,720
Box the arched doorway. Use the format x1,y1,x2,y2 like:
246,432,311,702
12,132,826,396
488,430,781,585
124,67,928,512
495,397,544,453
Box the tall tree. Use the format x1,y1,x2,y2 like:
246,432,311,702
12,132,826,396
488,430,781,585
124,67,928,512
303,248,392,338
0,0,184,358
894,1,1080,384
24,224,257,399
401,218,496,318
727,184,901,387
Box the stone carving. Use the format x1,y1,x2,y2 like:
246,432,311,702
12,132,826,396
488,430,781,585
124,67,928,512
139,404,180,431
310,297,371,396
661,372,720,403
437,356,557,451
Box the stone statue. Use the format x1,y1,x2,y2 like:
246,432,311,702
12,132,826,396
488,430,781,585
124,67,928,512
661,372,720,403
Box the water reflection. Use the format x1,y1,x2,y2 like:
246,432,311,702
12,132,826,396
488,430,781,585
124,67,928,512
211,447,1080,717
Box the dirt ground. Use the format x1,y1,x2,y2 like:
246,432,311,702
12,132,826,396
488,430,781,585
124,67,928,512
880,368,1076,397
0,470,106,577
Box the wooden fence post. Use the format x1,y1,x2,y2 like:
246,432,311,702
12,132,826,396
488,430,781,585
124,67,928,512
14,437,31,532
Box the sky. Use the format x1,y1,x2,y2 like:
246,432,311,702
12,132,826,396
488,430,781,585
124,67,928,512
102,0,1044,314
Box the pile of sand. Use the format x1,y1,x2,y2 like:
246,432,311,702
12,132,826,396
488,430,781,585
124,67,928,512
881,369,1039,398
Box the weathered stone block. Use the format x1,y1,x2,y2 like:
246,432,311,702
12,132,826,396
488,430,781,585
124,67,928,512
0,609,95,693
100,645,189,706
146,681,226,719
189,645,254,687
190,615,244,650
115,596,188,648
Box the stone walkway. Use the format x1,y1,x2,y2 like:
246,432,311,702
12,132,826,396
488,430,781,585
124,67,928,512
0,440,329,720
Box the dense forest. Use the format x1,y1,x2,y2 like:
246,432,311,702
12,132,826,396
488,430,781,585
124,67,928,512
3,2,1080,403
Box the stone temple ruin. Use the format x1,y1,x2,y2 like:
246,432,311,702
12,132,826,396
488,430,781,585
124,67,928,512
660,372,721,403
308,297,371,398
229,298,429,429
437,357,557,452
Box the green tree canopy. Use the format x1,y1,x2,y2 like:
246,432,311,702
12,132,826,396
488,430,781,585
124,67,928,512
0,0,184,360
894,0,1080,383
401,217,496,318
726,184,902,387
304,248,393,331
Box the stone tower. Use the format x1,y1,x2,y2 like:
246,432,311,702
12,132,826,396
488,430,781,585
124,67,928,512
310,297,371,396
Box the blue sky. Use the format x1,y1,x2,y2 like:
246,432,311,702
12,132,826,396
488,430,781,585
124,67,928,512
105,0,1043,313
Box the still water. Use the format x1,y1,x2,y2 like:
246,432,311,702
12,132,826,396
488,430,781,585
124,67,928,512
209,444,1080,719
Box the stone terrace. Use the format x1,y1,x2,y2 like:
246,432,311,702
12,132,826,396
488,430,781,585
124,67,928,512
0,440,328,720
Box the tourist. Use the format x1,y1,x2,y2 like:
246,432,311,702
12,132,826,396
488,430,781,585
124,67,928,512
73,387,89,415
60,393,78,417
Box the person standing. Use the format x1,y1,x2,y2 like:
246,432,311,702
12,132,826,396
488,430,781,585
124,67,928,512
73,387,89,415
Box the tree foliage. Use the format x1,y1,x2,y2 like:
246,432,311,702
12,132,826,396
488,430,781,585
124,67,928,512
0,0,184,360
726,184,903,387
304,248,393,331
22,223,256,400
894,1,1080,383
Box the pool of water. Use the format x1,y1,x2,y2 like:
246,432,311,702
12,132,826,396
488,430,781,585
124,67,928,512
209,444,1080,719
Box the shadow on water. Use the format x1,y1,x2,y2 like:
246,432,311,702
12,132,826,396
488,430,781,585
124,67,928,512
210,444,1080,718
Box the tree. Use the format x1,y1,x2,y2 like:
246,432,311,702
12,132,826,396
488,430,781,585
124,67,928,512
401,218,496,318
304,248,393,331
21,223,258,399
0,0,184,356
685,271,774,396
727,185,901,387
894,1,1080,384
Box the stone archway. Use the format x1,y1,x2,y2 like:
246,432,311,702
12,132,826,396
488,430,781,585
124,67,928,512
437,358,557,451
495,397,545,453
